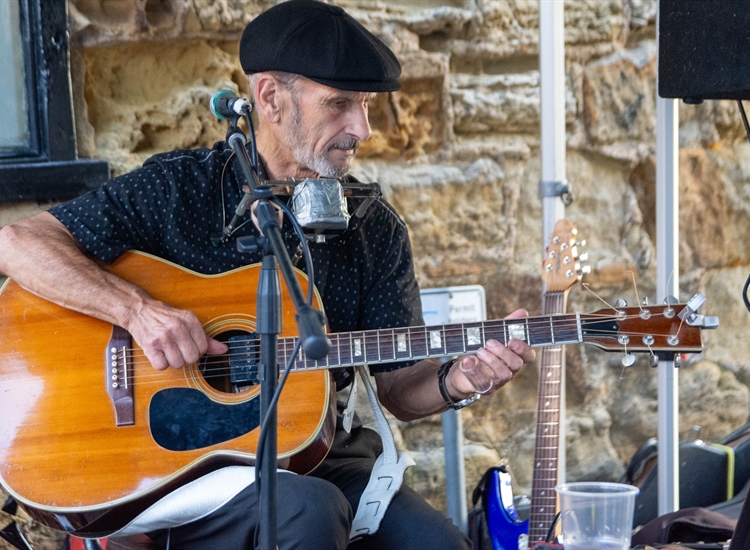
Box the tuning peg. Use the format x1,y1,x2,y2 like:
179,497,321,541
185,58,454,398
621,353,636,367
678,293,707,321
576,240,587,247
650,354,659,368
614,298,628,308
663,295,678,305
642,297,649,306
578,252,589,262
580,265,592,275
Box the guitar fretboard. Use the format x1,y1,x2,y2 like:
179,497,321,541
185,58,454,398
277,313,583,371
528,291,567,543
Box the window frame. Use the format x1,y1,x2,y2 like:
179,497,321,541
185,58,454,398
0,0,108,202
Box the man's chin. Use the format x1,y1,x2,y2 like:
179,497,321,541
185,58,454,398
324,152,355,177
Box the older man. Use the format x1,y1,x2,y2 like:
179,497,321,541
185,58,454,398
0,1,534,548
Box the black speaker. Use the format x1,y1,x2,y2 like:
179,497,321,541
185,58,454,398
659,0,750,102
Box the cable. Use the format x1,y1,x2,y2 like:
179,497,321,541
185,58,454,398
545,511,561,543
271,196,316,304
739,100,750,313
243,107,259,170
738,100,750,143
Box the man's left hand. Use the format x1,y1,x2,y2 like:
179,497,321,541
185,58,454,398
446,308,536,399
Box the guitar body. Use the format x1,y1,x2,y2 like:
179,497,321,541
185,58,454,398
0,251,335,535
486,468,529,550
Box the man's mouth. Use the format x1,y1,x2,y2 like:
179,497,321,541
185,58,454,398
328,138,360,154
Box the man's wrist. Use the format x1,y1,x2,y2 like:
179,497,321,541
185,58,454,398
437,357,480,410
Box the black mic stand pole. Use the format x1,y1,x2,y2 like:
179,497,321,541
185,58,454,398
224,123,329,550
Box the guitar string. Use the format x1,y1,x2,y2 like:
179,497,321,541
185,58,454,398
0,311,687,386
116,314,691,362
112,307,691,363
0,320,684,383
106,334,692,386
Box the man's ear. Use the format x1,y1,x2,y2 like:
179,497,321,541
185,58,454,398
253,74,284,124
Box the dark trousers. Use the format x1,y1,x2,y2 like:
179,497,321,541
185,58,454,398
149,426,471,550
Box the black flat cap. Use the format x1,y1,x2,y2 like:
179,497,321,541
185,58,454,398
240,0,401,92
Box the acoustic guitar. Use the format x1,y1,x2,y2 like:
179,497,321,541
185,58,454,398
0,250,714,536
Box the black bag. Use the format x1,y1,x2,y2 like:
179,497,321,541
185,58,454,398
630,507,735,546
623,438,733,527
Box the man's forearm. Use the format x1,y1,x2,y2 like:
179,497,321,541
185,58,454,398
0,212,146,328
375,359,469,421
0,212,226,370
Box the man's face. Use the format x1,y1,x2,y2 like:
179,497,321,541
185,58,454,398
279,78,374,178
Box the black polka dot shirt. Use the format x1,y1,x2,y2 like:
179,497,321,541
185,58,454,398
49,142,424,380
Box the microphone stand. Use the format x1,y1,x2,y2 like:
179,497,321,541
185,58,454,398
223,121,330,550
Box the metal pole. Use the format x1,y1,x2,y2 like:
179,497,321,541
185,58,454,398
442,408,468,533
656,0,680,514
539,0,567,482
656,96,681,516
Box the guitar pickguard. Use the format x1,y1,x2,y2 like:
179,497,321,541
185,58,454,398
149,388,261,451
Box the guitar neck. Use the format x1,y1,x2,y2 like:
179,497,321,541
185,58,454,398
278,311,583,372
528,290,567,544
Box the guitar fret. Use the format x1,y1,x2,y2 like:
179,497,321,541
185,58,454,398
462,322,483,354
330,334,340,367
365,330,379,363
410,327,427,359
550,316,554,344
344,332,353,366
483,321,504,346
394,328,410,360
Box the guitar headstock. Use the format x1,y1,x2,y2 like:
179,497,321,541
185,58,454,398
580,302,716,355
542,219,589,292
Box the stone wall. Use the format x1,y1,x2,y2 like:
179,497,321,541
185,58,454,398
3,0,750,536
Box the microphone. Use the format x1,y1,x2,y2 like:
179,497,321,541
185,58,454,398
210,90,251,120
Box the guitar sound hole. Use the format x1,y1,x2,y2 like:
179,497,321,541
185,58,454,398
200,330,259,393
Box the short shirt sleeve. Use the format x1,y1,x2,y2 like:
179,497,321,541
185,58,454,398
49,163,178,263
48,147,227,265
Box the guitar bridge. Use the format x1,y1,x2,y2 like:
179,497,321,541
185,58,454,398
106,325,135,426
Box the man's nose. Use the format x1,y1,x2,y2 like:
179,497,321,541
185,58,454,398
348,105,372,142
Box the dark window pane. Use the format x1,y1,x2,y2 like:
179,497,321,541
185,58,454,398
0,0,30,153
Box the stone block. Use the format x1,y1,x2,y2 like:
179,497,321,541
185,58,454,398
582,41,656,145
360,51,453,160
81,39,241,174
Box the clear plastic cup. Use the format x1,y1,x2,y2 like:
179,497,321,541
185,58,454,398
555,482,639,550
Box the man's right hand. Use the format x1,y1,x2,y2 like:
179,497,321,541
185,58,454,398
124,297,228,370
